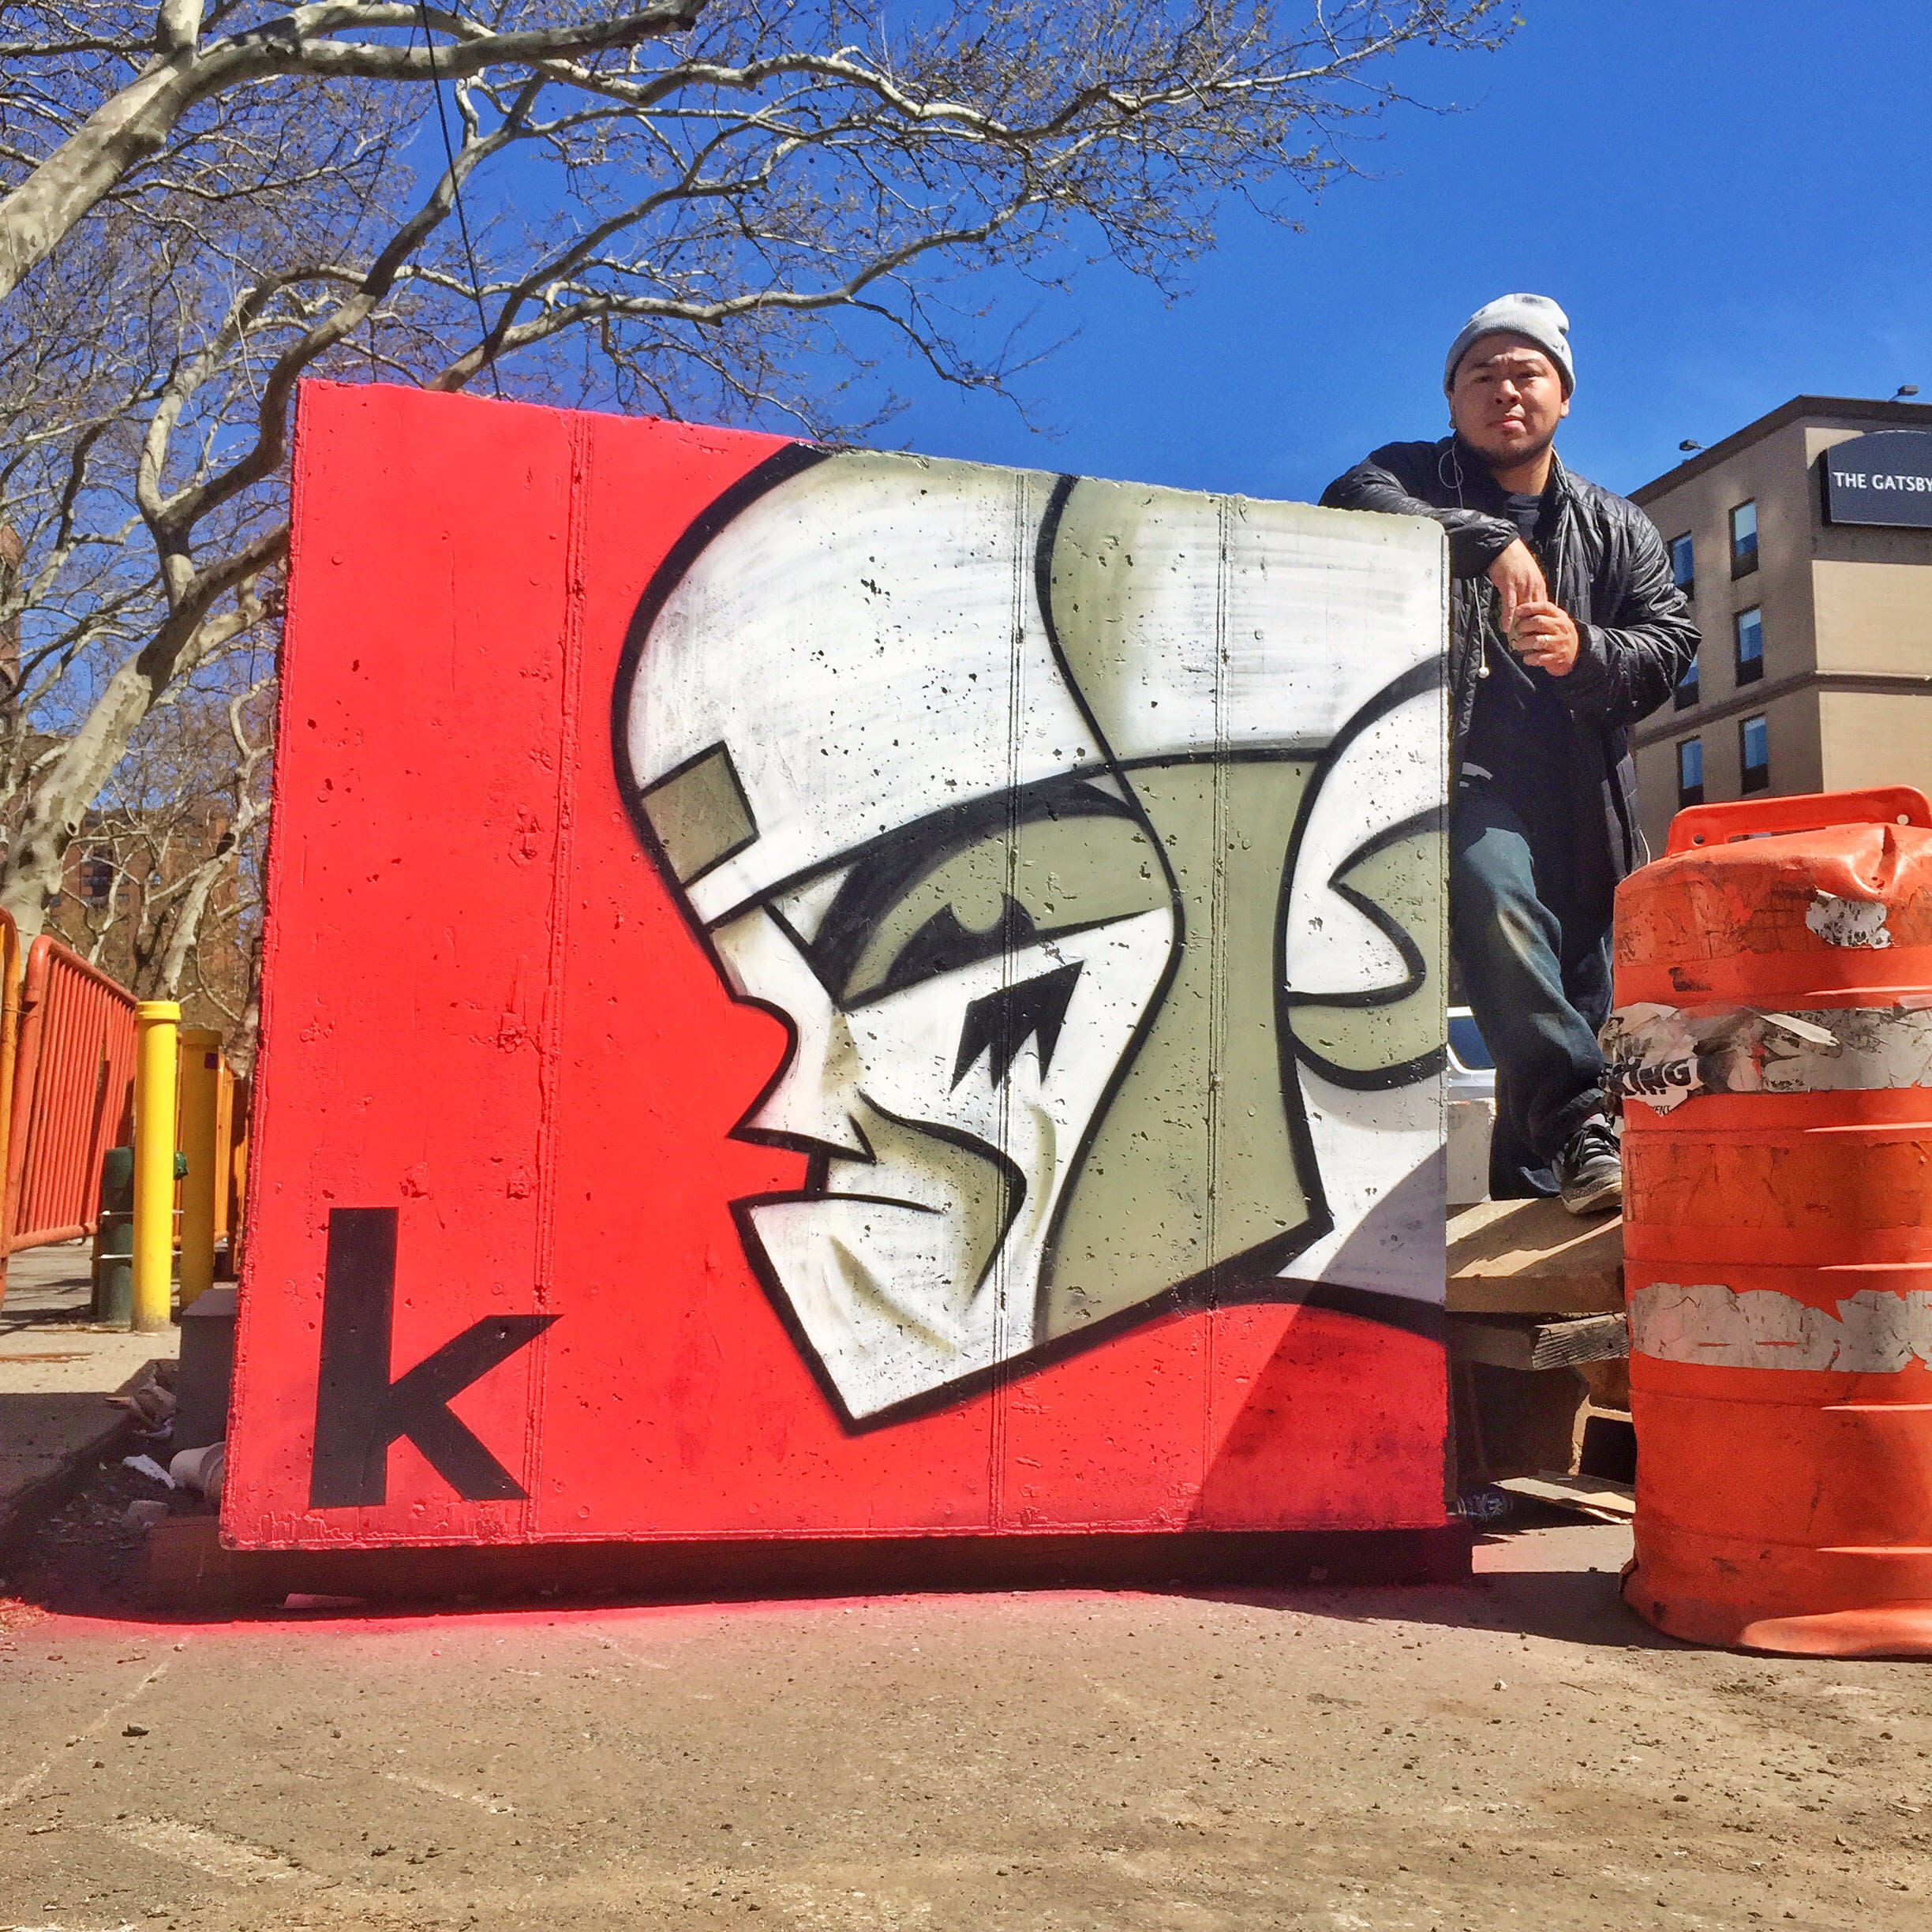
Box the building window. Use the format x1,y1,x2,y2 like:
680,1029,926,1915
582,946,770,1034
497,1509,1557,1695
1677,736,1704,808
1730,500,1758,576
77,852,114,904
1674,653,1700,710
1735,605,1764,684
1740,714,1769,794
1669,533,1694,599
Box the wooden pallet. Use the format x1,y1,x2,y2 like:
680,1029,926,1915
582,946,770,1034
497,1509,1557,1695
1448,1312,1628,1372
1445,1199,1631,1488
1447,1196,1623,1316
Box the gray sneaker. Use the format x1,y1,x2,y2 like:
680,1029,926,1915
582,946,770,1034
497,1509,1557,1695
1553,1117,1622,1217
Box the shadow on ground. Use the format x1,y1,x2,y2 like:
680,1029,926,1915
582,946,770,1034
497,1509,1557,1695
3,1444,1666,1657
1177,1503,1664,1652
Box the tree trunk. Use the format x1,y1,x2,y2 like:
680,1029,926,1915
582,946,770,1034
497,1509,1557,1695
0,654,158,941
0,54,203,306
152,828,234,998
227,923,264,1081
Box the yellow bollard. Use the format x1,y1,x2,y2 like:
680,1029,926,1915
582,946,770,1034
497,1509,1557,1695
176,1026,222,1309
132,1001,182,1333
212,1064,235,1250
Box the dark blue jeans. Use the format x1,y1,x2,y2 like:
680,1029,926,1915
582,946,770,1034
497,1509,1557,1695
1449,785,1612,1198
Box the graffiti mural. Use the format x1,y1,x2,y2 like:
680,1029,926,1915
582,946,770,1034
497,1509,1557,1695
223,385,1454,1556
619,447,1446,1425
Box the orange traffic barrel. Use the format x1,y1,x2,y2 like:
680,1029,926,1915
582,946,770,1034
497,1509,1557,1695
1607,785,1932,1656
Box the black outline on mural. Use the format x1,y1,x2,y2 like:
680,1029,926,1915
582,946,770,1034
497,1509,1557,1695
1281,799,1447,1091
633,739,763,890
1276,657,1447,1095
611,439,832,929
1028,471,1339,1335
803,778,1144,1009
612,447,1447,1435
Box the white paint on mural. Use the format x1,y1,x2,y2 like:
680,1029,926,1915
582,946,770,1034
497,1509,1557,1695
622,447,1448,1421
1284,1071,1446,1302
1039,487,1445,762
716,903,1173,1417
631,455,1101,930
1282,687,1441,1002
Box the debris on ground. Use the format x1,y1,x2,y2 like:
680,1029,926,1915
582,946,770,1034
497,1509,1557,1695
169,1440,226,1503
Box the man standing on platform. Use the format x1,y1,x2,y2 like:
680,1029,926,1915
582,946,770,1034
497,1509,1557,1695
1322,295,1698,1212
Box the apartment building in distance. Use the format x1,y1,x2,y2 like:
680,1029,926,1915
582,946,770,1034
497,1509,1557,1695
1627,395,1932,855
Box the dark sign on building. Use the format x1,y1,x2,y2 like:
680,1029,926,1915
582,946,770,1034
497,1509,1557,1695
1822,430,1932,528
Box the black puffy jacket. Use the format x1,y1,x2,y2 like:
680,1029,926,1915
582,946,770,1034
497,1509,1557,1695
1320,436,1699,917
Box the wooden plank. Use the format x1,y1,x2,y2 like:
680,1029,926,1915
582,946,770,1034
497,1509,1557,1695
1447,1275,1623,1316
1495,1471,1636,1523
1448,1313,1629,1372
1529,1316,1629,1370
1447,1196,1623,1316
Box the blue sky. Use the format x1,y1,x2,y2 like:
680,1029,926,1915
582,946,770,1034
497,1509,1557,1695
878,0,1932,505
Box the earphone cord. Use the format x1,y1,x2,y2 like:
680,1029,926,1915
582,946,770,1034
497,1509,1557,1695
1440,434,1500,680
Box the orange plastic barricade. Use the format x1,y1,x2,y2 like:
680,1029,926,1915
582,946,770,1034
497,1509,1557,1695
1608,785,1932,1657
4,936,139,1253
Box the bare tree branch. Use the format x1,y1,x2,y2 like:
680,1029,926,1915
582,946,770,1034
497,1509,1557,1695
0,2,707,303
1,1,1514,973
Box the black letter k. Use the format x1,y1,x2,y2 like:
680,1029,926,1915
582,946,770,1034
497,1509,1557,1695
308,1208,557,1508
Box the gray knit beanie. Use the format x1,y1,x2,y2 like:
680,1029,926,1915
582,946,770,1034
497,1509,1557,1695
1443,294,1574,396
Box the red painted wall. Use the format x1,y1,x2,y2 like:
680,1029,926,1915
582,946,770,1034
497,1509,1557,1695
223,383,1450,1551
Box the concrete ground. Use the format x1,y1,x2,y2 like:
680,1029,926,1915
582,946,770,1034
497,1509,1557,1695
0,1244,177,1544
2,1488,1928,1932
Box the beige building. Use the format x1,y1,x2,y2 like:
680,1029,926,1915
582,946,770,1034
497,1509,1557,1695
1628,395,1932,856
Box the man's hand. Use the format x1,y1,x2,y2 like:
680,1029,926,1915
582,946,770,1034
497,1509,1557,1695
1509,600,1581,676
1485,537,1548,633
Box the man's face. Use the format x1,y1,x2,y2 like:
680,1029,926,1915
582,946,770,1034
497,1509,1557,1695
1449,332,1569,468
707,784,1177,1421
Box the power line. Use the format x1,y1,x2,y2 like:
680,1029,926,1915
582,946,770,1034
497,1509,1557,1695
416,4,505,401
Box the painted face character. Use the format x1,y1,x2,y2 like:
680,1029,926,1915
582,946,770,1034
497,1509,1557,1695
619,449,1444,1423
